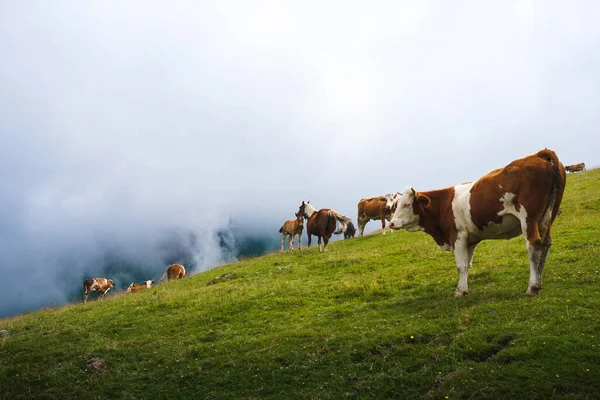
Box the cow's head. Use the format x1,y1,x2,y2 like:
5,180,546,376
126,282,134,293
380,194,396,211
388,188,429,231
146,280,155,288
107,279,115,288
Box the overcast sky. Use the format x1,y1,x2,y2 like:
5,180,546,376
1,1,599,316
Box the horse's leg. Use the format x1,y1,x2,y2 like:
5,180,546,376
317,236,322,252
280,232,285,252
323,234,330,252
307,233,312,250
298,232,302,251
289,235,294,252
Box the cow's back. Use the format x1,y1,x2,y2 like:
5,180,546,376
358,198,382,217
469,149,565,232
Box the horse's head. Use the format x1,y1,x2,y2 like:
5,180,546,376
298,201,309,220
295,212,304,227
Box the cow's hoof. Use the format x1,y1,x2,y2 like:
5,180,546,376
454,290,468,298
525,286,541,296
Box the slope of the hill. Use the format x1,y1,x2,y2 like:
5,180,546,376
1,169,599,399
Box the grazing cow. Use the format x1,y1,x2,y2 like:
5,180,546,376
83,278,115,304
344,221,357,239
126,280,155,294
298,201,351,252
159,264,186,282
279,212,304,252
357,194,398,236
389,149,566,297
565,162,585,173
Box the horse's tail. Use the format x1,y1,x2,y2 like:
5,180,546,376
279,225,284,233
329,210,351,234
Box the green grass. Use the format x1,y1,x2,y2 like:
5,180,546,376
2,170,600,399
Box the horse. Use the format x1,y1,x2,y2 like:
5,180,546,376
298,201,351,252
343,220,356,239
279,212,304,252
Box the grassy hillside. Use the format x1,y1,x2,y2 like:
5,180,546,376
1,169,599,399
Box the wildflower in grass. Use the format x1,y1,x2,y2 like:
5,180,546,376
586,368,590,372
410,336,414,339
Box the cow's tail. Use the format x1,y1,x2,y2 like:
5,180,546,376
329,210,351,234
158,270,168,283
537,149,566,223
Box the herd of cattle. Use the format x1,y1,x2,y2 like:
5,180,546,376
82,263,186,303
84,150,587,302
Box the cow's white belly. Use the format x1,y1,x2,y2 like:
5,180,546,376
472,214,522,240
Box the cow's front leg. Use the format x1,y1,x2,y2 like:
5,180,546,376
454,241,470,297
381,216,386,235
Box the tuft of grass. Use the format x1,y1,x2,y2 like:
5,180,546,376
1,169,600,399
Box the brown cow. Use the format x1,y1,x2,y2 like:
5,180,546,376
389,149,566,297
159,264,186,282
357,194,397,236
279,212,304,252
126,280,155,294
83,278,115,304
565,162,585,173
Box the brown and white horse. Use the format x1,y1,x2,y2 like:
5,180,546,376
298,201,351,252
279,212,304,252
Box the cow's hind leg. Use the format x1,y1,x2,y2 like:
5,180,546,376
525,223,552,296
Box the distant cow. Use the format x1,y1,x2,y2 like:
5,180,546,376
159,264,186,282
126,280,155,294
357,194,397,236
279,212,304,252
389,149,566,297
83,278,115,304
565,162,585,173
344,220,357,239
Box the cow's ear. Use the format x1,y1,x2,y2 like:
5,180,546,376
416,193,431,209
379,197,386,201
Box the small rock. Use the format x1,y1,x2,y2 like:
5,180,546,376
85,354,107,374
0,330,9,338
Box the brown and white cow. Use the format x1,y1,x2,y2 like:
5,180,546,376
83,278,115,304
279,212,304,252
126,280,155,294
159,264,186,282
565,162,585,173
357,194,397,236
389,149,566,297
